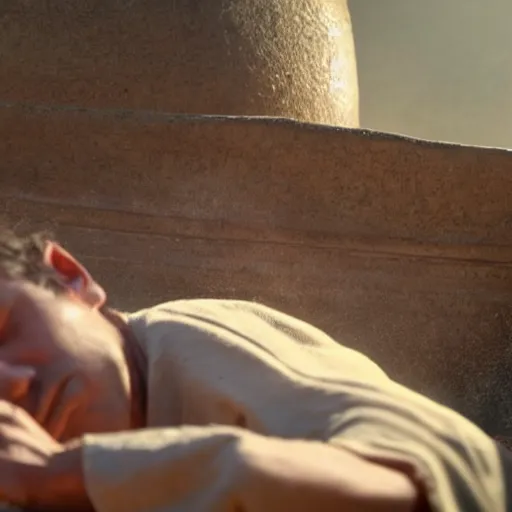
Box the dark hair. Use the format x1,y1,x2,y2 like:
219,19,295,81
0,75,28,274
0,226,66,292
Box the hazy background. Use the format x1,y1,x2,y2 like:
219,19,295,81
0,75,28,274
349,0,512,148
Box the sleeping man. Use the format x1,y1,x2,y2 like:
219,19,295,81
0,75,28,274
0,228,508,511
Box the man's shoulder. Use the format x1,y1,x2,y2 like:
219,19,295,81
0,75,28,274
124,298,371,363
126,299,334,341
127,298,273,322
125,299,282,341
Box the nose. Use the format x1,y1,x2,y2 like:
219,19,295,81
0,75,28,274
0,361,36,401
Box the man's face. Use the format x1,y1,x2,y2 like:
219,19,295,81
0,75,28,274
0,278,132,442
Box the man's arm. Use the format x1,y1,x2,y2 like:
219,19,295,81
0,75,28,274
0,400,421,511
234,432,422,512
76,425,420,512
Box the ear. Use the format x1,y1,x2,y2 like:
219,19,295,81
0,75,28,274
43,242,107,309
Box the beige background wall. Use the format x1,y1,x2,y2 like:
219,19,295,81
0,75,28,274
350,0,512,148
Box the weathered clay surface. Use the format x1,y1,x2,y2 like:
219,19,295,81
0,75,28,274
0,0,358,126
1,104,511,435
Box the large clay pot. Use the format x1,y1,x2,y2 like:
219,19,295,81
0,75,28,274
0,0,359,126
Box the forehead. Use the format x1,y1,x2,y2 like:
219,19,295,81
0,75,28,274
0,278,58,312
0,280,93,349
0,276,18,300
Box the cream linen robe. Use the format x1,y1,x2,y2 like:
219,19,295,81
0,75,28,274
82,300,505,512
